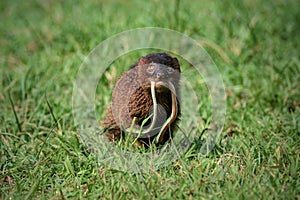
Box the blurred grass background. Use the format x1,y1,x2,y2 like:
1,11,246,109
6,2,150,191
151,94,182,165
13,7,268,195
1,0,299,199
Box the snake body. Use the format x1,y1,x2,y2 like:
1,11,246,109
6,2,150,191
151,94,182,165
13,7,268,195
127,81,178,143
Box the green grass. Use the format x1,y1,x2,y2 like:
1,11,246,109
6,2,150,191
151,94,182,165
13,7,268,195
1,0,300,199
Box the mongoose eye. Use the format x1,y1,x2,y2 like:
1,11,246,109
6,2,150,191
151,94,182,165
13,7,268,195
167,67,174,74
147,64,156,74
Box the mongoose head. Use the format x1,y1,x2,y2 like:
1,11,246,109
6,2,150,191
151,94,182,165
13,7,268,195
131,53,181,93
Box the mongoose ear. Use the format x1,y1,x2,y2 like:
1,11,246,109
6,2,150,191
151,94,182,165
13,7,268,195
138,57,148,65
172,57,181,72
129,57,147,69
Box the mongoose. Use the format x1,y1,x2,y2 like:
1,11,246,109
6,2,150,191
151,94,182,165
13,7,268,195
101,53,181,146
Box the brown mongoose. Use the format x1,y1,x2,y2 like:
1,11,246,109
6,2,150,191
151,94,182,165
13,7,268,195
101,53,181,146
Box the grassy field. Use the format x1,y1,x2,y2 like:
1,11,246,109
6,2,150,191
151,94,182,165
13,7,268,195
1,0,300,199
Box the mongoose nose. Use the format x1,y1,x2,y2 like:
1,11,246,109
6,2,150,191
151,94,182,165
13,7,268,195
156,72,165,79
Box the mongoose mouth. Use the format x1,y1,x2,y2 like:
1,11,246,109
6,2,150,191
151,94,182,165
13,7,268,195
145,80,170,92
127,81,178,143
154,81,169,92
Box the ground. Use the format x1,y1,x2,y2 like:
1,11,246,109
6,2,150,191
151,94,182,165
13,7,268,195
0,0,299,199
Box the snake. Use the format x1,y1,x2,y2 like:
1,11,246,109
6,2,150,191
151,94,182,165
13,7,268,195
126,81,178,143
